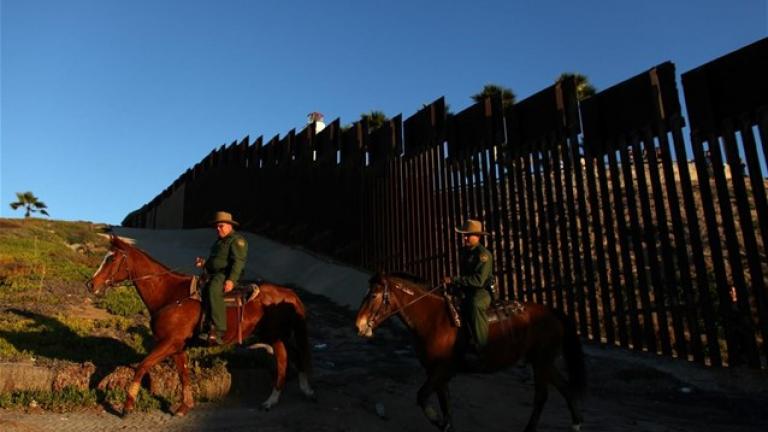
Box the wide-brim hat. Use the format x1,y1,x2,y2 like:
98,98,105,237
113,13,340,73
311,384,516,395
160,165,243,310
455,219,488,235
210,211,239,227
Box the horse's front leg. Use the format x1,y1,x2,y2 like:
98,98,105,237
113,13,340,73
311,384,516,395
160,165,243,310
172,350,194,416
416,368,450,431
123,341,179,416
261,339,287,410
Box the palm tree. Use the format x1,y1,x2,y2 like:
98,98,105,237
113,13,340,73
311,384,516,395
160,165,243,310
10,191,49,218
359,110,389,131
558,72,597,101
471,84,516,109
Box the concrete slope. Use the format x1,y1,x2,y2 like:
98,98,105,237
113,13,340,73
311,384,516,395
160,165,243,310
111,227,370,308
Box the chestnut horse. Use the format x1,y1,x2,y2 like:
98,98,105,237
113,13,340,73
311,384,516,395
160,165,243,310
355,273,585,432
88,235,315,415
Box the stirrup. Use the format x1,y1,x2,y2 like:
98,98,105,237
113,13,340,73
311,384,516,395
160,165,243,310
200,332,225,347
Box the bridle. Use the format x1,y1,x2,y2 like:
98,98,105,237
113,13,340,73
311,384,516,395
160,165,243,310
88,249,181,290
364,277,445,332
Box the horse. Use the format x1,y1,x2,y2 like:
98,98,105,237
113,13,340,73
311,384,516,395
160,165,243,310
88,235,315,416
355,272,585,432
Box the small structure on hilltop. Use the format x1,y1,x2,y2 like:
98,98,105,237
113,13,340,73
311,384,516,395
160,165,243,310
307,111,325,133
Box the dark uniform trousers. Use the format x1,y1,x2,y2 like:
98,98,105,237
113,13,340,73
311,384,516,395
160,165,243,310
453,244,493,348
203,232,248,334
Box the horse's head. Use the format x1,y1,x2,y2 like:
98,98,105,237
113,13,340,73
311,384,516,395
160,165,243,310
87,235,131,296
355,273,402,338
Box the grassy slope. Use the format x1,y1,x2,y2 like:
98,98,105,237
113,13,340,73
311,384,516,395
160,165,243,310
0,218,150,364
0,218,229,411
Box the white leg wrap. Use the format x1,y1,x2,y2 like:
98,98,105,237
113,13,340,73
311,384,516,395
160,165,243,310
261,388,282,410
424,405,439,422
299,372,314,397
572,424,582,432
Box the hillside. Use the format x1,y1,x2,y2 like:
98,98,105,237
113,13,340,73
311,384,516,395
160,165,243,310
0,219,169,410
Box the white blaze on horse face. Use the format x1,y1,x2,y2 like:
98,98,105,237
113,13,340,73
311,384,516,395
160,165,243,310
355,315,372,337
93,251,115,277
356,291,379,337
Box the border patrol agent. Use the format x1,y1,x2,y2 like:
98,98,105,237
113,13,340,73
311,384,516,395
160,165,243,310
443,219,493,352
195,211,248,345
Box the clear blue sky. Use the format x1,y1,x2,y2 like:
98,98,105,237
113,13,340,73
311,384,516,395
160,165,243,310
1,0,766,225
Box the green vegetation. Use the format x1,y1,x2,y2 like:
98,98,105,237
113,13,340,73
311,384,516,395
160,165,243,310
557,72,597,101
0,386,98,411
359,110,389,131
0,309,149,364
472,84,516,109
0,219,234,412
0,218,152,364
0,218,108,299
9,191,49,218
97,286,146,317
102,387,164,412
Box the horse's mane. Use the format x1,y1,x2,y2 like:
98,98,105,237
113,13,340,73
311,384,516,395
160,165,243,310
388,272,428,286
113,237,189,278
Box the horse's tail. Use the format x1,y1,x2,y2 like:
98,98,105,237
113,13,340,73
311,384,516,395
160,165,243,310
553,308,586,396
291,297,312,376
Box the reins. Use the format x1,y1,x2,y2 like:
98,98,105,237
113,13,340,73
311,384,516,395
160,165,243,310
368,279,446,328
93,249,185,288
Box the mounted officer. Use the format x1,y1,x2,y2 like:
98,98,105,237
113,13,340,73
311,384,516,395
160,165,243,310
195,211,248,345
443,219,493,359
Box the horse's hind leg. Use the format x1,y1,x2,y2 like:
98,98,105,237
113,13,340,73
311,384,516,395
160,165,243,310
124,341,179,415
550,367,583,431
524,363,550,432
298,367,315,400
172,351,194,416
436,383,453,432
262,340,287,410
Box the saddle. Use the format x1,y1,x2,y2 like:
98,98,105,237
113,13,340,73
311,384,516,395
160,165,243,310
190,276,262,345
486,301,526,323
443,287,525,327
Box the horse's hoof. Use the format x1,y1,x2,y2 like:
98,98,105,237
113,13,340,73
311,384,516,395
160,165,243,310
424,405,439,422
260,404,271,412
174,404,191,417
121,400,135,418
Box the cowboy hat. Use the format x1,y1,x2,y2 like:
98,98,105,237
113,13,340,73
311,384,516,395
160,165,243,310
210,211,239,227
455,219,488,235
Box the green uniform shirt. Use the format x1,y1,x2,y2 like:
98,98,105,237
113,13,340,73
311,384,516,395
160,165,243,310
453,244,493,289
205,232,248,283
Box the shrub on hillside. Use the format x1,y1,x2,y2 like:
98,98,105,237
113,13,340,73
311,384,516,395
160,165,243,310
97,286,145,317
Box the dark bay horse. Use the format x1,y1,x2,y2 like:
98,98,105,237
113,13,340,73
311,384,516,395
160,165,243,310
88,235,315,415
355,273,585,432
